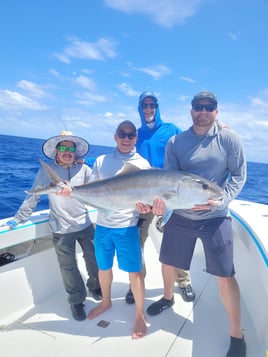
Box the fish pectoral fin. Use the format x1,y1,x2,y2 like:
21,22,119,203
160,209,173,227
162,190,177,200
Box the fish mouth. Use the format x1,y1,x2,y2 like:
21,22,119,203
209,188,224,201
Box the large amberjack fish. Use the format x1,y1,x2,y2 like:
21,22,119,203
27,159,224,225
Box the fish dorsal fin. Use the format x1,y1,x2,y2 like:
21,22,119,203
38,158,64,184
116,161,142,175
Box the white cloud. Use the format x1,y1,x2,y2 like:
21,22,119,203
16,80,48,98
75,75,96,90
213,103,268,163
138,64,170,80
180,76,196,84
117,83,139,96
248,91,268,110
228,32,238,40
177,94,190,102
49,69,61,78
105,0,201,27
54,37,117,63
74,91,108,105
81,68,94,75
104,112,113,118
0,90,47,112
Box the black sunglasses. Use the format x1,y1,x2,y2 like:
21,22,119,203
141,103,157,109
192,104,217,112
117,131,137,140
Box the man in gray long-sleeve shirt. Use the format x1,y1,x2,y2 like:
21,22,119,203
3,131,101,321
146,91,247,357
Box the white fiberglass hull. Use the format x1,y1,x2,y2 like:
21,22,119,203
0,199,267,357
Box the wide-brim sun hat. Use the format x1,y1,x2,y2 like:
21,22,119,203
42,130,90,160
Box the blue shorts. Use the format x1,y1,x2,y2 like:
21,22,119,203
94,224,142,272
160,214,235,277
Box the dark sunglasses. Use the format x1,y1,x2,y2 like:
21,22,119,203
192,104,217,112
141,103,157,109
117,131,137,140
57,145,76,153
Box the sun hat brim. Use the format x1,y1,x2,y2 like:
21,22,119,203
42,134,90,160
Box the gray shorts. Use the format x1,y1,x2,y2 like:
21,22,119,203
160,213,235,277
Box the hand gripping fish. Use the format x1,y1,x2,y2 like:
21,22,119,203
26,159,224,226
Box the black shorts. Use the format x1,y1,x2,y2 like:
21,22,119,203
159,214,235,277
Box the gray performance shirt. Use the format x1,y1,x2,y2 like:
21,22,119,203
13,161,93,234
164,123,247,220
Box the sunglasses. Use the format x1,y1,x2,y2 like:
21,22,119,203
141,103,157,109
117,131,137,140
192,104,217,112
57,145,76,153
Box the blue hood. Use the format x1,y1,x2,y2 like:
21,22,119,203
137,91,163,131
136,92,181,168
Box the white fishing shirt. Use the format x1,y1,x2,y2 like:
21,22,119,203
90,148,151,228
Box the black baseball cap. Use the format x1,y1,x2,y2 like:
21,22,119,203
191,91,218,106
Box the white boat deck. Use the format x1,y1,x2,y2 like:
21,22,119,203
0,200,267,357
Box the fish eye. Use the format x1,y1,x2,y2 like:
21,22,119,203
193,178,209,190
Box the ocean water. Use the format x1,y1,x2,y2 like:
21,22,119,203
0,134,267,220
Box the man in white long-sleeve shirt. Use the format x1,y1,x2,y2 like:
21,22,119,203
87,120,152,339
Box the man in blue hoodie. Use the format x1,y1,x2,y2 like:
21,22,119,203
125,91,195,305
136,91,181,168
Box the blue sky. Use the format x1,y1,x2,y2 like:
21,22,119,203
1,0,268,163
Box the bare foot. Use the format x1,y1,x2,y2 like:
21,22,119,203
88,301,112,319
132,315,147,339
